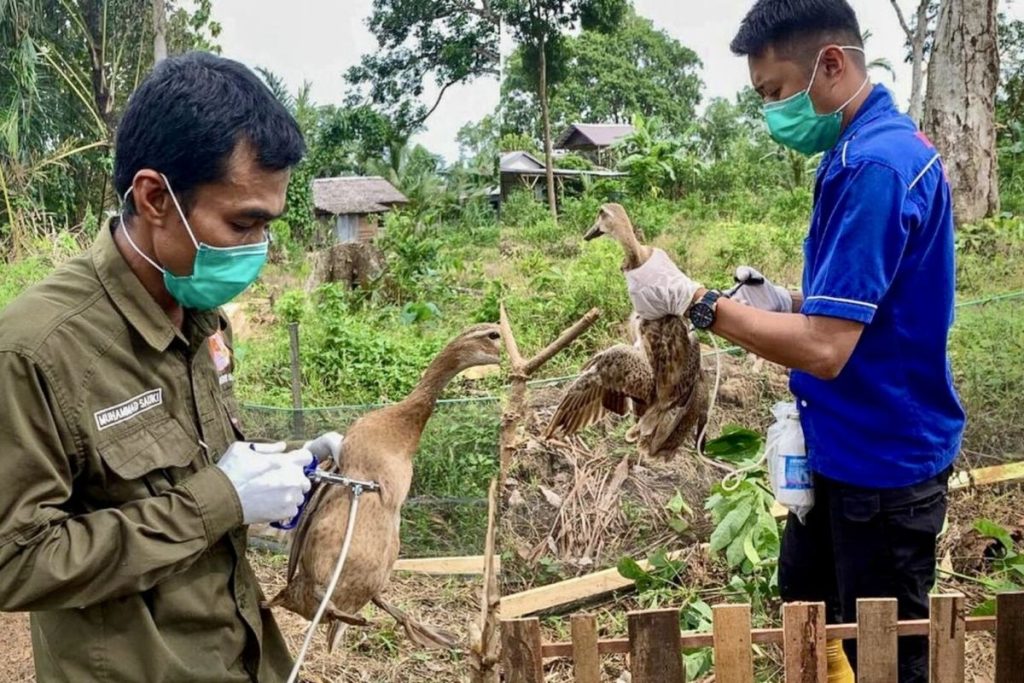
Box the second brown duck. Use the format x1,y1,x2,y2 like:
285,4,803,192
545,204,708,459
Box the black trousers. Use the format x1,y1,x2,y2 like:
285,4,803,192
778,466,951,683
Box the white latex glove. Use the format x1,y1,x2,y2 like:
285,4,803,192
733,266,793,313
625,248,703,321
215,442,314,525
303,431,344,467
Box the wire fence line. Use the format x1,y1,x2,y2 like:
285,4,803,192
241,288,1024,415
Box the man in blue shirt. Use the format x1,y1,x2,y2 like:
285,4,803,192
624,1,965,680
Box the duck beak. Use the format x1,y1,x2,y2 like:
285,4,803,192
583,224,603,241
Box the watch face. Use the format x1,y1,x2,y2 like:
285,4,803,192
690,302,715,329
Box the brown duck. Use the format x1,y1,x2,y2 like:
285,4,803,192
266,324,503,652
545,203,708,459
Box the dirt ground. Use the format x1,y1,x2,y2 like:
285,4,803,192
0,558,478,683
0,612,32,683
2,479,1017,682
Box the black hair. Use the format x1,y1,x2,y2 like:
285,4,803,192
731,0,863,65
114,51,305,213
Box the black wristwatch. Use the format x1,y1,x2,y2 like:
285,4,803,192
689,290,723,329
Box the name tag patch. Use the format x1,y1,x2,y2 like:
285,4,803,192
94,389,163,431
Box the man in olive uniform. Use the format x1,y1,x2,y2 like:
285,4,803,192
0,52,340,681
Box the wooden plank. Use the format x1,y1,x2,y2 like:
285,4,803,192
856,598,898,683
996,592,1024,683
628,608,684,683
929,593,966,683
501,550,685,618
538,615,998,658
713,604,753,683
783,602,826,683
950,459,1024,488
392,555,499,575
570,614,601,683
501,618,545,683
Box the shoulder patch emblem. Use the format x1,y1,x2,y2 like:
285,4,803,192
94,389,163,431
208,330,232,373
915,131,935,149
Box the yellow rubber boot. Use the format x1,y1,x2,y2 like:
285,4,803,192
826,640,855,683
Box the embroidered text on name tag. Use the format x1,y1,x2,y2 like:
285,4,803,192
94,389,163,431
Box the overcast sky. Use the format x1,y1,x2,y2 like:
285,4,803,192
213,0,1023,163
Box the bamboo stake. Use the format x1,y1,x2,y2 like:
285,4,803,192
498,304,599,486
469,479,500,683
525,308,601,376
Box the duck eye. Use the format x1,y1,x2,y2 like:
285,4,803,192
488,332,501,340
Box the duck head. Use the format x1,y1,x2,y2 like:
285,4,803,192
583,203,651,269
584,203,632,241
446,323,503,370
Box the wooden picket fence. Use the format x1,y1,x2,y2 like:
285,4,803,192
500,592,1024,682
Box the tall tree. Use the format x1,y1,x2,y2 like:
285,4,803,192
890,0,939,123
500,10,703,143
153,0,168,64
346,0,500,137
923,0,1000,224
496,0,628,218
0,0,220,245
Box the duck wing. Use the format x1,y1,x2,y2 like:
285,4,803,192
286,459,337,583
544,344,653,439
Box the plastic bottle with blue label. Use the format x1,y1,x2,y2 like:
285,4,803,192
765,401,815,524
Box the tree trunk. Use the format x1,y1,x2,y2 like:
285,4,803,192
890,0,932,123
909,0,929,123
79,1,116,139
152,0,168,64
538,32,558,220
923,0,1000,225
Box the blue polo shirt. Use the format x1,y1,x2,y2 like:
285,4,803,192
790,85,965,489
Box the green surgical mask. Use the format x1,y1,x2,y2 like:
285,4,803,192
121,174,269,311
763,46,869,156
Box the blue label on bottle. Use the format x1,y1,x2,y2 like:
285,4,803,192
782,455,813,490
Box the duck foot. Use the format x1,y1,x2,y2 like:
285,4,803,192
372,596,459,650
313,586,367,627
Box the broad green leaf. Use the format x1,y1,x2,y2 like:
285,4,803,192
710,501,753,552
703,426,763,462
668,518,690,534
617,556,649,582
743,533,761,566
684,649,714,679
689,599,713,623
666,491,692,517
972,598,997,616
974,519,1016,552
726,530,749,568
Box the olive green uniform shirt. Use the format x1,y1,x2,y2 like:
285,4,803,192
0,221,293,681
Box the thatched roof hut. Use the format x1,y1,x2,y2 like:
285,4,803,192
311,176,408,243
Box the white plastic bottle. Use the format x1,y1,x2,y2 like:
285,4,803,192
766,401,814,523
